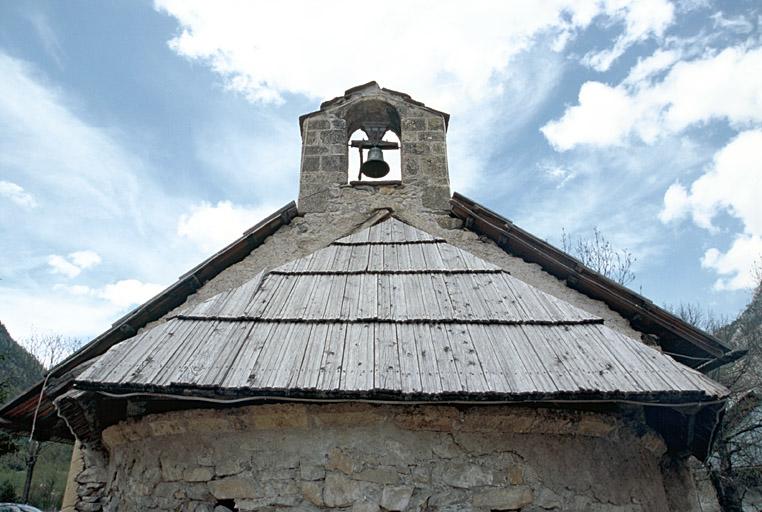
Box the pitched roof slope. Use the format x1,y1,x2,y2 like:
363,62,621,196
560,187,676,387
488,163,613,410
76,217,726,402
450,193,733,368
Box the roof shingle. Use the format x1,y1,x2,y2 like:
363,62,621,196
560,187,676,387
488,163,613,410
76,217,727,403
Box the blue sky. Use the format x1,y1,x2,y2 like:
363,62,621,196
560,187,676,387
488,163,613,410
0,0,760,344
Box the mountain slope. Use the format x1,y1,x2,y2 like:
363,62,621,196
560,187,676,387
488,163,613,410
0,322,43,400
719,286,762,347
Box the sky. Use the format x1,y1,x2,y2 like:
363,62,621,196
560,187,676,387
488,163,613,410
0,0,760,346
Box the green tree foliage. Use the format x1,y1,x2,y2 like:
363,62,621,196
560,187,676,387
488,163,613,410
0,441,72,509
0,478,17,502
0,351,18,459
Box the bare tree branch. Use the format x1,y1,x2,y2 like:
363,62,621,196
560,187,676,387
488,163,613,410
20,333,81,504
561,227,637,286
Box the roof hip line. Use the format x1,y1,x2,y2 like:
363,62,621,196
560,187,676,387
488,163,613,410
268,269,508,276
168,315,605,326
331,240,445,246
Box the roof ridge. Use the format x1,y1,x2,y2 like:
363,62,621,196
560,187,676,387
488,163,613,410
332,215,442,245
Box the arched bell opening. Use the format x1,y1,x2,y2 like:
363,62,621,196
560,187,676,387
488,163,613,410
347,128,401,183
344,99,402,183
344,99,401,138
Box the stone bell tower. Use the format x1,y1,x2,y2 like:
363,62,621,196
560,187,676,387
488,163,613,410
298,82,451,216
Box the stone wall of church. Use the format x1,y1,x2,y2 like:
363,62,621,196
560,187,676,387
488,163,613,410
72,403,712,512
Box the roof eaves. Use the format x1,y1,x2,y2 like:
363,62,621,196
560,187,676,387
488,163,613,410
450,192,732,364
69,382,726,460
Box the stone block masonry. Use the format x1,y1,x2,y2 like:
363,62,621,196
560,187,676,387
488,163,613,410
72,402,707,511
298,84,452,215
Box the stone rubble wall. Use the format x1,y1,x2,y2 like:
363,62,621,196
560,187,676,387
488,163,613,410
72,402,705,512
72,441,109,512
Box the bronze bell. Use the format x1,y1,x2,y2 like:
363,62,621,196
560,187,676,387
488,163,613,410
360,146,390,178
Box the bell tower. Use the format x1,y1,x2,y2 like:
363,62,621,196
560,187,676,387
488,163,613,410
298,82,451,215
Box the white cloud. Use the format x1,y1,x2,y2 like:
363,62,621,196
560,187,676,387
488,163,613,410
56,279,165,308
711,11,755,35
47,250,102,278
0,180,37,208
659,182,692,226
541,81,642,150
98,279,164,308
702,235,762,291
154,1,675,199
0,287,124,340
177,200,276,253
65,284,92,296
154,0,673,109
542,46,762,151
660,130,762,290
661,47,762,132
623,49,681,85
660,130,762,233
47,255,82,278
3,279,162,340
69,250,102,269
537,161,576,189
582,0,675,71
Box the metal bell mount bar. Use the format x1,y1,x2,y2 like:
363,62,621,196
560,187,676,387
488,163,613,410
350,121,399,180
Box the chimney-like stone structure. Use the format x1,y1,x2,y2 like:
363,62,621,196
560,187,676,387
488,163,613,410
298,82,451,216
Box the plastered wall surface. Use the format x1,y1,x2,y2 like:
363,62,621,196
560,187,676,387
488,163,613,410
71,403,711,512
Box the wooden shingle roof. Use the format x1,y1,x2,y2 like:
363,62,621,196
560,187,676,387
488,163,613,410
76,217,727,403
